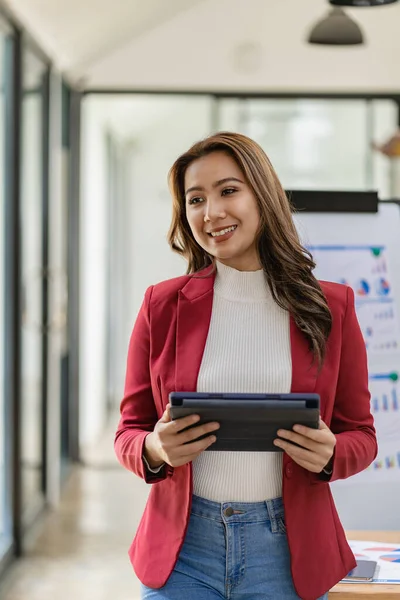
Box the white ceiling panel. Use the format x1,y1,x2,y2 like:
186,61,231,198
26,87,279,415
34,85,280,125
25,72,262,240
2,0,400,91
3,0,206,73
85,0,400,92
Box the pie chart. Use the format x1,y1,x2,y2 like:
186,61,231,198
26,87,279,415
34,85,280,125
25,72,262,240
375,277,390,296
381,554,400,563
356,279,370,296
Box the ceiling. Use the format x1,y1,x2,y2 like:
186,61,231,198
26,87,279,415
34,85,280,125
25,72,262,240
2,0,400,92
2,0,205,74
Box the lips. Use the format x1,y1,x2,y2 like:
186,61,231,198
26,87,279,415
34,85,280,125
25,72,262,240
206,225,238,244
207,225,238,237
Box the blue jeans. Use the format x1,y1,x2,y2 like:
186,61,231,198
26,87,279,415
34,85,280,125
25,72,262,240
141,495,328,600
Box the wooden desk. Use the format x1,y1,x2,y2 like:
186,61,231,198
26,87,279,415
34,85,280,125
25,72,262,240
329,531,400,600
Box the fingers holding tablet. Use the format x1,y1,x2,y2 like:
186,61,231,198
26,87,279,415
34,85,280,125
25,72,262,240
144,406,220,469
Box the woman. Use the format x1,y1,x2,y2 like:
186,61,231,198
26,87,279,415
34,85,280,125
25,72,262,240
115,132,377,600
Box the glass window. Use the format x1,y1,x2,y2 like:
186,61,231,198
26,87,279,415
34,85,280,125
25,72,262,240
20,45,48,524
219,98,371,191
59,81,71,478
0,32,6,554
218,97,398,196
372,100,399,200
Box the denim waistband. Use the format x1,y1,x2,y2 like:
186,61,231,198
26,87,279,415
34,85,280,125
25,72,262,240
191,494,285,524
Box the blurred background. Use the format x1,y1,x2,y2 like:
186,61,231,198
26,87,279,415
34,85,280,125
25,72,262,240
0,0,399,598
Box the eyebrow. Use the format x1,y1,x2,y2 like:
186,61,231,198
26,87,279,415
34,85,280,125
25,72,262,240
185,177,244,196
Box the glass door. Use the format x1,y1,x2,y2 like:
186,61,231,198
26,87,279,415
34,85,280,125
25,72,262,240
59,81,71,480
0,24,12,563
20,43,49,526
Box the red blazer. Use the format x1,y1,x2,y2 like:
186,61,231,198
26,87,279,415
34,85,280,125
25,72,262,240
115,269,377,600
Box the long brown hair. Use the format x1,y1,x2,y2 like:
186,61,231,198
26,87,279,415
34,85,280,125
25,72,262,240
168,132,332,365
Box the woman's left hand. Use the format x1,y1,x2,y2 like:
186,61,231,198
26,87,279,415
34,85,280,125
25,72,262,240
273,419,336,473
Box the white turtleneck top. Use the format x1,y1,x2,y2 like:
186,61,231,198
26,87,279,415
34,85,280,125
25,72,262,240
192,261,292,502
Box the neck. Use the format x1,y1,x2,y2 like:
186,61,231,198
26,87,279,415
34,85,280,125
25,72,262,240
217,255,262,272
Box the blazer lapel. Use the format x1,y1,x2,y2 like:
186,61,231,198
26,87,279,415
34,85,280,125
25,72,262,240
290,315,318,394
175,269,215,393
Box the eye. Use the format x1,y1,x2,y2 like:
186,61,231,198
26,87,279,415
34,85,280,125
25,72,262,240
221,187,237,196
188,196,203,205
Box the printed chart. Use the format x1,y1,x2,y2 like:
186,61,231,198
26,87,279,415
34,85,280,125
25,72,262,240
369,372,400,444
335,372,400,484
343,541,400,584
309,245,400,355
309,245,400,484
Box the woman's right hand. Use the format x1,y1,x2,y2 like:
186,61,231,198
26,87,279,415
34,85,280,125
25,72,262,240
144,404,220,468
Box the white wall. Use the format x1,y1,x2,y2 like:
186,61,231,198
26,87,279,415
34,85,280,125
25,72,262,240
80,100,109,448
86,0,400,91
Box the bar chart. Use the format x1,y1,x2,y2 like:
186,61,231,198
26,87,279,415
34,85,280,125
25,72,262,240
371,387,399,412
370,372,399,414
345,372,400,482
371,452,400,470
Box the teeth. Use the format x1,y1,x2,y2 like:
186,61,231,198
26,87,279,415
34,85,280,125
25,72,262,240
210,226,236,237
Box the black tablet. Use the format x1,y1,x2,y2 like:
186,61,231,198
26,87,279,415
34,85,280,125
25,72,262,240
342,560,377,582
169,392,320,452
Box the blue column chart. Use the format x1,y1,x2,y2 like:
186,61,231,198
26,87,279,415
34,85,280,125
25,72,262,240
308,245,400,356
346,372,400,484
366,372,400,482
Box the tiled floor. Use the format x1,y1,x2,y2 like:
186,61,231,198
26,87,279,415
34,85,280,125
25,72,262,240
0,420,150,600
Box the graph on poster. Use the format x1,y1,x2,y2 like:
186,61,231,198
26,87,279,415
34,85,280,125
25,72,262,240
358,372,400,483
370,372,399,416
309,245,400,355
308,244,400,484
294,203,400,523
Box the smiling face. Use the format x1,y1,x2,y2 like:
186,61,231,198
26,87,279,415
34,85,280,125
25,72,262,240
184,151,262,271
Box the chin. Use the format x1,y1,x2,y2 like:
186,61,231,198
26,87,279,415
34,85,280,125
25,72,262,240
210,249,236,260
217,253,236,261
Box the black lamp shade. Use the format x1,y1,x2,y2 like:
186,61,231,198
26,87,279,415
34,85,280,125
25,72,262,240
308,8,364,45
330,0,398,6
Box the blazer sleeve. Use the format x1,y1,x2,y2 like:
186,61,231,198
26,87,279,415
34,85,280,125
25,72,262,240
114,286,172,484
320,285,378,483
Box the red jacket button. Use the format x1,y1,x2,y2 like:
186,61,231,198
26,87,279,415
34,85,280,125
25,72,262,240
285,463,293,477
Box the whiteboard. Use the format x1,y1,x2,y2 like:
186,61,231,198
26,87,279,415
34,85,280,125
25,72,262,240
293,202,400,530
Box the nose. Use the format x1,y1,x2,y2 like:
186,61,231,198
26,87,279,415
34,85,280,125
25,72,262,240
203,200,227,223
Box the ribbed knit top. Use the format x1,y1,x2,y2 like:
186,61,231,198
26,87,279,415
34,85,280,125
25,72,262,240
192,261,292,502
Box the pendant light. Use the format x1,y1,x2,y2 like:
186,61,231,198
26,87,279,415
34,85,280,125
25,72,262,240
330,0,398,6
308,7,364,45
